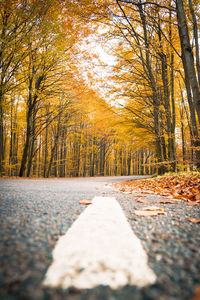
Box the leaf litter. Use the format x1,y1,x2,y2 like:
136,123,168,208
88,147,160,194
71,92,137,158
118,172,200,205
116,172,200,219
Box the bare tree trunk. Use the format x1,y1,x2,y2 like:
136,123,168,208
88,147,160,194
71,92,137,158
139,4,165,174
100,137,106,176
127,150,131,175
27,107,36,177
188,0,200,86
19,104,32,177
47,125,61,177
180,105,186,166
176,0,200,124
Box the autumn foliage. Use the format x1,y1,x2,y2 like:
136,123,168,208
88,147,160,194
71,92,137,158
0,0,200,177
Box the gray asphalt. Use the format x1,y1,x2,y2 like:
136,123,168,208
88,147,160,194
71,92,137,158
0,176,199,300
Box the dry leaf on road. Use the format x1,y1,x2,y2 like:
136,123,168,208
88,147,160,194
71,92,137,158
186,201,200,206
185,218,200,224
79,200,92,205
143,206,165,213
134,210,158,216
156,200,175,204
134,206,166,216
135,198,152,204
191,285,200,300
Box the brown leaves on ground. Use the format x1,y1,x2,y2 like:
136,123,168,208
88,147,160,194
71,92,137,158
121,173,200,205
135,206,166,217
185,218,200,224
136,198,175,204
79,200,92,205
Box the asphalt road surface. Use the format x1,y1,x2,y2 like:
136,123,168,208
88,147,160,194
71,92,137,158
0,176,199,300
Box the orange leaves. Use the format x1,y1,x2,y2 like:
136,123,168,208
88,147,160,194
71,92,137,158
195,192,200,201
156,200,175,204
118,174,200,222
120,173,200,205
191,285,200,300
185,218,200,224
186,201,200,206
135,197,175,204
135,206,166,217
143,206,165,213
135,198,152,204
79,200,92,205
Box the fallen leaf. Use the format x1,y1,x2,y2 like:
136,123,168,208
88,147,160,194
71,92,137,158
191,285,200,300
135,198,152,204
134,206,166,216
79,200,92,205
185,218,200,224
134,210,158,216
141,191,152,194
186,201,200,206
195,193,200,201
143,206,164,212
156,200,175,204
173,194,185,200
187,193,196,200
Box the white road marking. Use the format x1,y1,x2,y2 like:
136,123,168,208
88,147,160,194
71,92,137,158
43,196,156,290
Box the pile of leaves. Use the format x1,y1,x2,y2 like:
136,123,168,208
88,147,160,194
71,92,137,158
120,172,200,205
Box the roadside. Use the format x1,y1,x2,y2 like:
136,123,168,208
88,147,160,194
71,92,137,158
113,173,200,300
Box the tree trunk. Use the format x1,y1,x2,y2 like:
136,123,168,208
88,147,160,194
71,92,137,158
188,0,200,86
0,94,5,176
19,105,32,177
176,0,200,124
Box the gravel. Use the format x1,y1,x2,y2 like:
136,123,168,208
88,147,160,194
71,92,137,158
0,177,199,300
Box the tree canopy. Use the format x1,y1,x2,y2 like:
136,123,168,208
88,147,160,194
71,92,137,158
0,0,200,177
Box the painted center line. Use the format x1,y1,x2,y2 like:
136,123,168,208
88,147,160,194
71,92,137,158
43,196,156,290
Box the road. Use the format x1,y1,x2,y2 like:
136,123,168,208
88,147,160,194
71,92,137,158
0,176,199,300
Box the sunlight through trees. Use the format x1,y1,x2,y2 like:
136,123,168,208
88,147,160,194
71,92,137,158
0,0,200,177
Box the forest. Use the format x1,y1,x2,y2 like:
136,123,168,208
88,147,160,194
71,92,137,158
0,0,199,178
